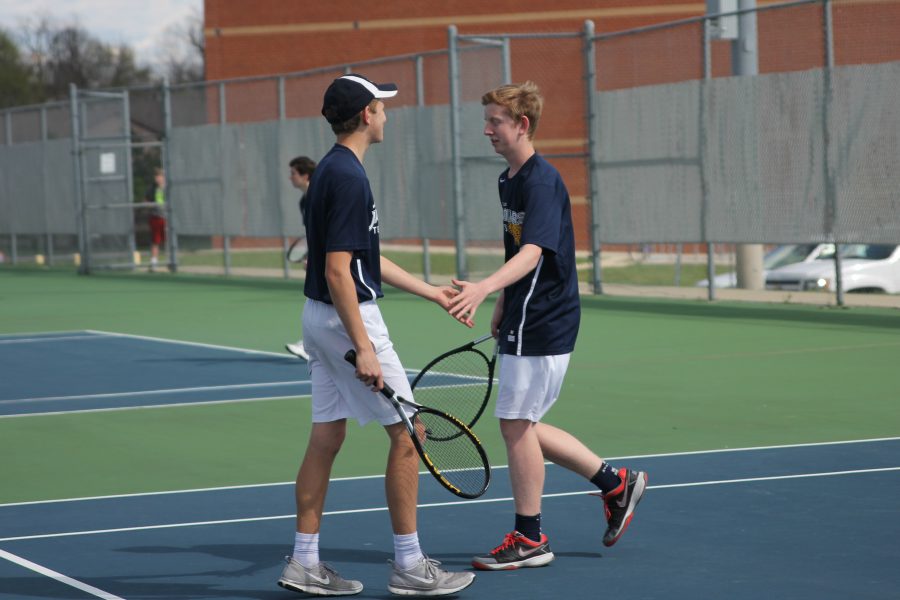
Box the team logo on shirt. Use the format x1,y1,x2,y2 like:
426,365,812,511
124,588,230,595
369,207,379,235
503,207,524,246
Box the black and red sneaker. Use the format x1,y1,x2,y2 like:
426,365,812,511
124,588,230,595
601,468,648,547
471,531,555,570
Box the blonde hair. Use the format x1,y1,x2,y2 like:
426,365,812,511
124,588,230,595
481,81,543,139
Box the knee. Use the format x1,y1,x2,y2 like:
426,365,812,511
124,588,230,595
499,419,532,445
309,422,346,457
385,423,416,457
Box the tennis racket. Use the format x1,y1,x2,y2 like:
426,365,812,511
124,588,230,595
286,238,308,263
410,334,498,430
344,349,491,499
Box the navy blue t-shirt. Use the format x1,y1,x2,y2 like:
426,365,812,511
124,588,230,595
303,144,382,304
498,153,580,356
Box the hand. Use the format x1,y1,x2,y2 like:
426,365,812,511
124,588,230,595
431,285,459,311
353,346,383,391
447,279,489,329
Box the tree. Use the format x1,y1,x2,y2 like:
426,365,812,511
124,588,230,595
0,29,40,109
158,7,205,83
18,18,153,101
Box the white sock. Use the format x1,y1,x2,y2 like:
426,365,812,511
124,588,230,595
393,532,424,570
292,532,320,568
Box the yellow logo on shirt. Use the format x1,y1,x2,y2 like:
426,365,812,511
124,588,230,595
503,208,525,246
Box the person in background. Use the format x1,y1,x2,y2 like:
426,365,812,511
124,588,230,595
285,155,317,360
146,167,166,271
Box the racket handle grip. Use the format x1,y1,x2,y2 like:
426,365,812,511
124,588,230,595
343,349,395,397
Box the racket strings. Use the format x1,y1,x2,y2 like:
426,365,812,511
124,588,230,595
415,410,489,498
413,350,491,429
286,239,308,263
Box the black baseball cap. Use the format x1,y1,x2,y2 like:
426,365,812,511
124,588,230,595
321,74,399,125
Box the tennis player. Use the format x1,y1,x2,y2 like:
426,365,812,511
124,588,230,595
447,81,648,570
285,155,316,361
277,73,475,597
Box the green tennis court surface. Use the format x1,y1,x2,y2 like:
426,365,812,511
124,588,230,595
1,269,898,502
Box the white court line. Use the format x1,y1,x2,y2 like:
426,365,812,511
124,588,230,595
2,436,897,507
0,394,310,420
1,466,897,543
0,380,310,406
0,329,96,339
86,329,293,358
0,549,125,600
0,334,104,345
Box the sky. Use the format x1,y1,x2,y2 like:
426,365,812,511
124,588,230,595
0,0,203,69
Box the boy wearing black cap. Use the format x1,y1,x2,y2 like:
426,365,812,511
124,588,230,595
277,74,475,597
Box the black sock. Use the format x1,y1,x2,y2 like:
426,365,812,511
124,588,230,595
590,462,622,495
514,513,542,543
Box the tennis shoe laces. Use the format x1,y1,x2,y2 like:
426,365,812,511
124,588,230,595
601,468,648,547
277,556,363,596
388,556,475,596
471,531,554,570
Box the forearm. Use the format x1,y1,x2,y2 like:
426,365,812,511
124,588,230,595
380,255,437,301
479,244,543,295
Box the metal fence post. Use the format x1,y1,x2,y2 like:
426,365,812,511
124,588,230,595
122,88,138,269
69,84,88,275
448,25,468,280
219,81,231,276
821,0,842,306
39,105,54,266
277,75,291,280
162,78,177,273
415,55,432,283
583,20,603,295
501,38,512,85
5,110,17,265
701,18,716,301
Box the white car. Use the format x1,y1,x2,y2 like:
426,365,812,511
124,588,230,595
697,244,832,288
765,244,900,293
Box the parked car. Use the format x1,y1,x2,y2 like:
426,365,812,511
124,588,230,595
765,244,900,293
696,243,832,288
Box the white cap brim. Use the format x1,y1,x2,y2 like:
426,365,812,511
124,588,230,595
340,75,398,99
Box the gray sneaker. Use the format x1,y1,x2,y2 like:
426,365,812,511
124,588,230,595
388,557,475,596
277,556,363,596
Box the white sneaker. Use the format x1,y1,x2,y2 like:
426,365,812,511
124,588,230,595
277,557,363,596
388,557,475,596
285,341,309,360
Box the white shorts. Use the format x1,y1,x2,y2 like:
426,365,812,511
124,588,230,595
302,298,414,426
494,353,571,422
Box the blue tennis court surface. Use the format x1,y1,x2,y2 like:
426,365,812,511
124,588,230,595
1,439,898,599
0,331,480,417
0,330,315,416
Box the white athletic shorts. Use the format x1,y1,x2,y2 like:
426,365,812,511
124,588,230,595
494,353,571,422
302,298,414,426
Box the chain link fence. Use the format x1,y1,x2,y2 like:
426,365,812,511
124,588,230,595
2,0,898,303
